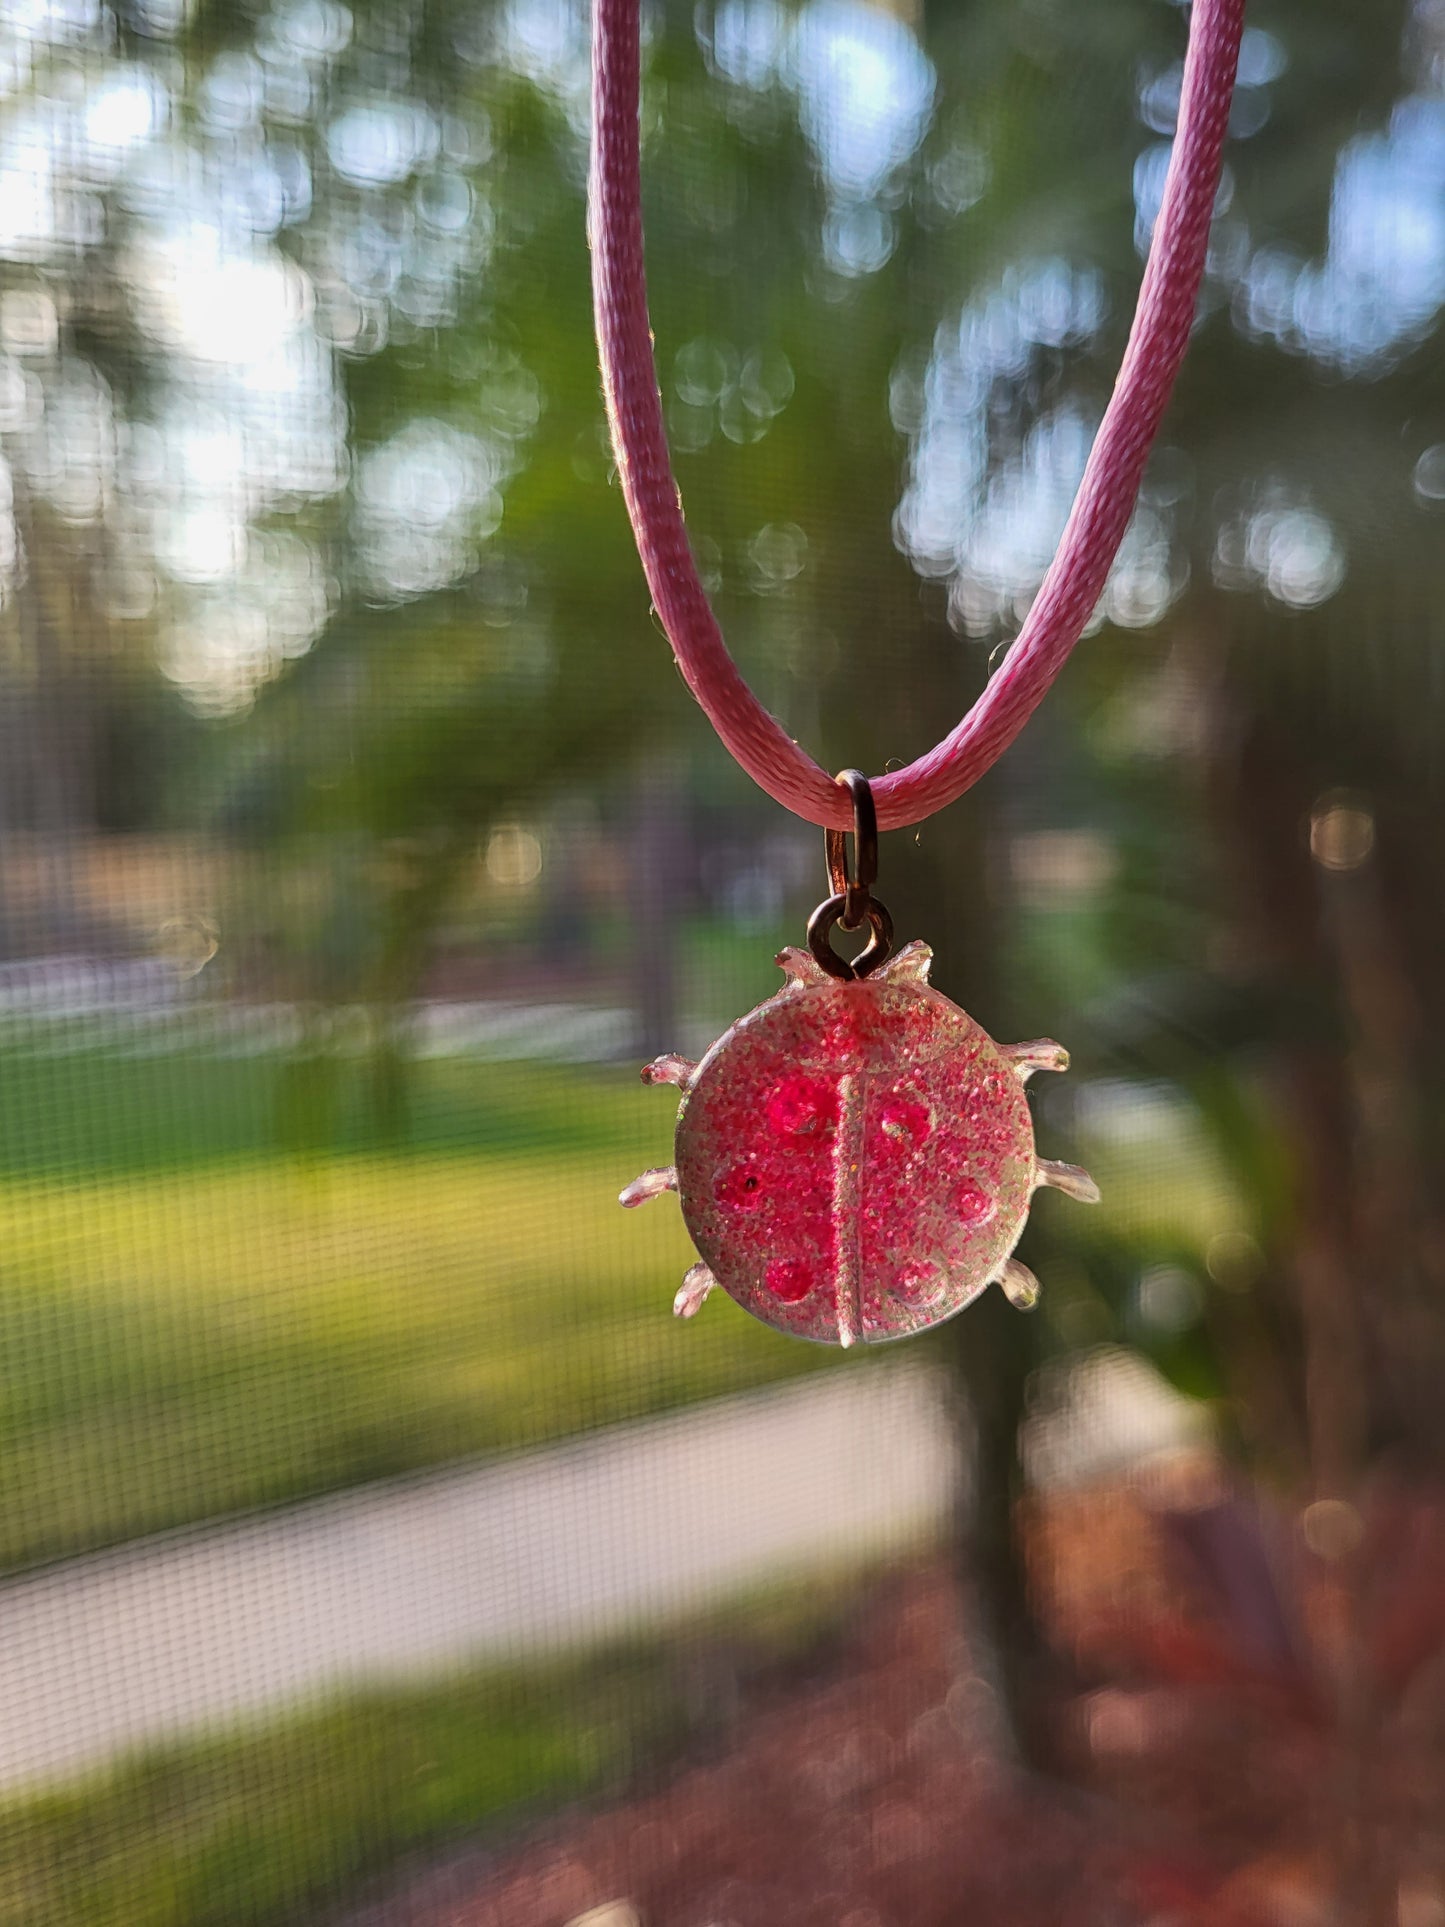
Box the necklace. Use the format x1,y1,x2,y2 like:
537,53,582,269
594,0,1244,1346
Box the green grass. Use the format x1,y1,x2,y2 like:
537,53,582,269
0,1045,833,1571
0,1563,871,1927
0,1022,1231,1572
1075,1114,1240,1251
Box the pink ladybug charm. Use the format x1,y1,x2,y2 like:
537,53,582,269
620,939,1099,1347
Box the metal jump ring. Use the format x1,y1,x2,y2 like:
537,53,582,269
807,892,894,982
824,769,879,931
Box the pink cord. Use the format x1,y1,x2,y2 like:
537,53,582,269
590,0,1245,831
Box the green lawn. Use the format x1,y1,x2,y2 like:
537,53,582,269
0,1044,832,1571
0,1562,875,1927
0,1026,1234,1572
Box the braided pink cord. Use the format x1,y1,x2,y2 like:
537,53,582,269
590,0,1245,831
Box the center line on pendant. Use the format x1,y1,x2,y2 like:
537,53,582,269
832,1071,865,1347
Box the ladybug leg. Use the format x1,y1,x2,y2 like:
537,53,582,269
1033,1158,1101,1204
999,1257,1042,1311
1005,1040,1070,1080
641,1054,696,1089
876,940,933,985
673,1261,716,1319
619,1166,678,1208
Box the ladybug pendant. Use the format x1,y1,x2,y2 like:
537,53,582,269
620,937,1099,1347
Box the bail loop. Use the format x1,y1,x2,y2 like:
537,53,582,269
808,770,891,980
825,769,879,931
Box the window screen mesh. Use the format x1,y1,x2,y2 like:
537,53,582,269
0,0,1443,1922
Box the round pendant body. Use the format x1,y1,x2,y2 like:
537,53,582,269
674,971,1035,1345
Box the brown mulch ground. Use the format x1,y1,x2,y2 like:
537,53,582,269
341,1564,1197,1927
345,1474,1445,1927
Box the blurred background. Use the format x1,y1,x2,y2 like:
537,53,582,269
0,0,1442,1920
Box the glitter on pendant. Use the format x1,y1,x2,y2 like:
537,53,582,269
620,940,1099,1347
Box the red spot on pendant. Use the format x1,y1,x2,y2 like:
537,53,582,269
878,1094,932,1152
714,1160,767,1211
956,1182,997,1226
764,1075,837,1137
765,1257,813,1303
